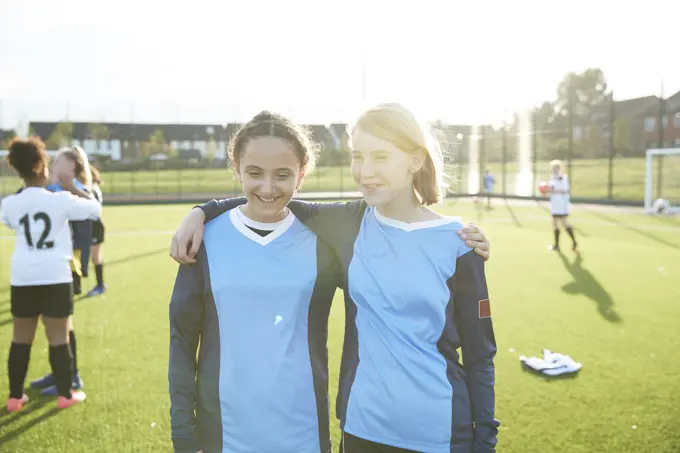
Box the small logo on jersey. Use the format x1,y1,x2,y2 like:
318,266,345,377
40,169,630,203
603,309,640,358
478,299,491,319
274,315,283,326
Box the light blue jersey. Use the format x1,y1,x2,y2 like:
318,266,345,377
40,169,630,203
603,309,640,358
344,209,483,452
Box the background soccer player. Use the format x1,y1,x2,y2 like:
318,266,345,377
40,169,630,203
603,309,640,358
30,148,92,396
86,165,106,296
546,160,577,251
172,103,498,453
0,138,100,411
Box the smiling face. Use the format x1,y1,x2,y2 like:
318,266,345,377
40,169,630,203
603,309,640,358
350,127,423,207
236,136,302,223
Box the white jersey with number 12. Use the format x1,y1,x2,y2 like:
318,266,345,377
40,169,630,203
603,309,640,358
0,187,101,286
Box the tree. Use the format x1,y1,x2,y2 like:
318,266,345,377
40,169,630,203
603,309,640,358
1,129,17,149
613,118,633,156
556,68,609,118
87,123,111,141
87,123,111,155
45,122,74,149
534,101,558,128
206,137,217,160
138,128,167,158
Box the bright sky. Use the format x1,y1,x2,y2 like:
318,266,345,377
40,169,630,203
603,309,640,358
1,0,679,129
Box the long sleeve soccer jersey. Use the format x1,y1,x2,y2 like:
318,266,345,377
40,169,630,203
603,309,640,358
169,208,340,453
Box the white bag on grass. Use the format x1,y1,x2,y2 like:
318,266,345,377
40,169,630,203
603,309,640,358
520,349,582,376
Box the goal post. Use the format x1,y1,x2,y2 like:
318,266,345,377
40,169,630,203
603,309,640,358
645,148,680,214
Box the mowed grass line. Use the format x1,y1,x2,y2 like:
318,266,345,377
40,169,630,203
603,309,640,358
0,202,678,452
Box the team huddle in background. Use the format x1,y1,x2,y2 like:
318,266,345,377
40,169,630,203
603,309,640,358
0,138,107,412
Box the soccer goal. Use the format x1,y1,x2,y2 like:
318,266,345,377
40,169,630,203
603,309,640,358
645,148,680,214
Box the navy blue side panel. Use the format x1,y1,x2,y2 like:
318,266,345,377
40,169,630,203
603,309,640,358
308,239,341,453
446,250,499,453
169,247,205,453
438,287,474,449
337,288,359,430
195,246,223,453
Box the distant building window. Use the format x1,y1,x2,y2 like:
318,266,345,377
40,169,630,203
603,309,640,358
674,113,680,128
644,117,656,132
573,126,583,139
662,115,668,128
675,138,680,147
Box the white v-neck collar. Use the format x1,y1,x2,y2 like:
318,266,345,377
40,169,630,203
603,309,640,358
373,207,459,232
235,206,285,231
229,207,295,246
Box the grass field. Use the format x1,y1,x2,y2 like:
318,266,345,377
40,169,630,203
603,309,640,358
0,157,678,202
0,200,679,452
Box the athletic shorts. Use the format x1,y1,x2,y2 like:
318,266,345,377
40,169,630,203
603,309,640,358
92,219,105,245
552,213,569,218
11,283,73,318
341,432,419,453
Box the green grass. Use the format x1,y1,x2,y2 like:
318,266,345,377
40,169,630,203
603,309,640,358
0,201,679,452
0,156,678,202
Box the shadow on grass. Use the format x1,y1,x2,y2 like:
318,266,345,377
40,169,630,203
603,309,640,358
650,214,680,226
106,247,168,267
0,406,61,446
504,200,522,228
588,210,679,249
557,251,622,323
0,388,56,434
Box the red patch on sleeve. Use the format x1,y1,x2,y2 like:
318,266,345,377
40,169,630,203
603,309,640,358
478,299,491,319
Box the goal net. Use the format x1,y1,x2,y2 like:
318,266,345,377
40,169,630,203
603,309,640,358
645,148,680,214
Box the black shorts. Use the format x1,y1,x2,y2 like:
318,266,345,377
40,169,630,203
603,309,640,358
341,433,418,453
92,219,105,245
552,214,569,218
11,283,73,318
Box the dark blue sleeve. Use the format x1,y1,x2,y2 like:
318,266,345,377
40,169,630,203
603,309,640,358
169,251,205,453
199,197,247,222
286,200,365,246
452,250,499,453
199,198,366,246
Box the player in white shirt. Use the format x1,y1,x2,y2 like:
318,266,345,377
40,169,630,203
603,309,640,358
30,147,94,396
0,138,100,412
546,160,577,251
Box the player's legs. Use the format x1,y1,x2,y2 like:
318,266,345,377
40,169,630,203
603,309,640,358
38,317,83,396
7,316,38,411
31,285,83,396
42,284,86,408
551,215,561,250
559,216,577,250
42,316,86,408
87,241,106,297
